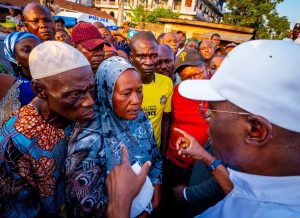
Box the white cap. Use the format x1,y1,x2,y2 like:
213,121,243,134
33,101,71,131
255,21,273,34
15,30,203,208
179,40,300,132
29,41,90,79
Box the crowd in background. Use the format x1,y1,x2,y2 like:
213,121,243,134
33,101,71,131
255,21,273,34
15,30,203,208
0,2,300,218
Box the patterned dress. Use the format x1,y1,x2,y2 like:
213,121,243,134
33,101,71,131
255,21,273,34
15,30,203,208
65,56,162,217
0,77,35,126
0,100,71,217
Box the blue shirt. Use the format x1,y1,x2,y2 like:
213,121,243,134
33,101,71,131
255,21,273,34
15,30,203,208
197,169,300,218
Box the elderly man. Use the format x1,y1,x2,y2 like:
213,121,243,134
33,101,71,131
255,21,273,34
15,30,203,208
106,40,300,218
23,2,56,41
0,41,94,217
178,40,300,217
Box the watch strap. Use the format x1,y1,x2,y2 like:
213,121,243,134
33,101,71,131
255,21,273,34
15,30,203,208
206,159,222,172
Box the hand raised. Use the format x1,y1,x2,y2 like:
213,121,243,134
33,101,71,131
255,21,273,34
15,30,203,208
106,144,151,218
174,128,209,161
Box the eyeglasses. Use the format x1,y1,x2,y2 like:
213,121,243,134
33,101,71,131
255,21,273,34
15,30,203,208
199,101,250,119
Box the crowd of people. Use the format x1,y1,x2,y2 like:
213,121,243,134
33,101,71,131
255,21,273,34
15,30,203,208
0,2,300,218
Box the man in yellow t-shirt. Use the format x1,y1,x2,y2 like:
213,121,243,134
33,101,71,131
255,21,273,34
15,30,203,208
142,73,173,145
131,31,173,156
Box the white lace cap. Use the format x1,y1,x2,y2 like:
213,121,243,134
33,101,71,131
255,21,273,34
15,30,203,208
29,41,90,79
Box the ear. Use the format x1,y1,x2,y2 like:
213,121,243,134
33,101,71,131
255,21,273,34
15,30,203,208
245,115,273,146
130,53,134,63
31,80,47,99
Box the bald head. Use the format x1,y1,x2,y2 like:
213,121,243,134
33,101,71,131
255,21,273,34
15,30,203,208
158,44,173,56
23,3,55,41
157,44,175,80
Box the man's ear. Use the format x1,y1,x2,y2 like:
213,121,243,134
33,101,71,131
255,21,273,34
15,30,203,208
245,115,273,146
130,53,133,63
31,79,47,99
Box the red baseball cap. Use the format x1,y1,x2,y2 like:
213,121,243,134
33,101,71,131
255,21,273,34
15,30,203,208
71,22,107,51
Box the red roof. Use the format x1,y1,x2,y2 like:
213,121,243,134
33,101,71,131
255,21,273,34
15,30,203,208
56,0,116,23
1,0,116,23
0,0,40,7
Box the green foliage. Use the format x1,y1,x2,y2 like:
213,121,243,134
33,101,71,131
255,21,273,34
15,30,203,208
126,5,180,23
223,0,290,39
146,7,180,23
126,5,148,22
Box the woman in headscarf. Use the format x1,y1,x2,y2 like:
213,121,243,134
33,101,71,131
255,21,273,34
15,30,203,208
1,32,41,125
4,31,41,80
65,56,162,217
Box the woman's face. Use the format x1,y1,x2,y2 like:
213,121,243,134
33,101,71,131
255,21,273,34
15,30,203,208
112,69,143,120
14,37,40,72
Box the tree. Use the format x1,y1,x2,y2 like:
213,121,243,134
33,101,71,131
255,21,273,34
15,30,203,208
146,7,180,23
126,4,179,23
223,0,290,39
126,5,148,22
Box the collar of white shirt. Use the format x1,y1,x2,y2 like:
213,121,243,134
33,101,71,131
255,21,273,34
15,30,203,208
229,169,300,205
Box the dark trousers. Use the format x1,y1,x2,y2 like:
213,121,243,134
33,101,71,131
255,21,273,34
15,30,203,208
159,158,193,218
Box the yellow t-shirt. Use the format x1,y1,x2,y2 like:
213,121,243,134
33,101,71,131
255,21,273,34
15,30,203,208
142,73,173,146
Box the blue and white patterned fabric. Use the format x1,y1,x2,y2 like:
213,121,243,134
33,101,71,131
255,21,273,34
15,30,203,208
65,56,162,217
4,31,41,64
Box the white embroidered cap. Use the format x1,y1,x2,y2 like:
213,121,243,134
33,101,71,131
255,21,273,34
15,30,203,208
29,41,90,79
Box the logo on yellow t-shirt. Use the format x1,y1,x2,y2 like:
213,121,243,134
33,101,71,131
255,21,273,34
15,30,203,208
160,95,167,106
144,105,157,116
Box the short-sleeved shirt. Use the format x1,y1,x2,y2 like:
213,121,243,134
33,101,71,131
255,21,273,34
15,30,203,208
167,84,208,169
142,73,173,146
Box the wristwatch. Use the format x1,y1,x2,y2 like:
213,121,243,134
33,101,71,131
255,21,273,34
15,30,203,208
206,159,223,172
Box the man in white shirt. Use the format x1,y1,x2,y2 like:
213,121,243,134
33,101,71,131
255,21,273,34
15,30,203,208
178,39,300,218
105,40,300,218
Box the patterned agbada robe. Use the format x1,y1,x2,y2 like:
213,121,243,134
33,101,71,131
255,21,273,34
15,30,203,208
0,100,71,217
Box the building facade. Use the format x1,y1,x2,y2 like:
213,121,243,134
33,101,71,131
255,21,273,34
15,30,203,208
67,0,223,22
195,0,223,23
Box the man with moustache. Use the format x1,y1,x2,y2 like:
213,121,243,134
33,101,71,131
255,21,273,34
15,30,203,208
178,40,300,218
23,3,56,41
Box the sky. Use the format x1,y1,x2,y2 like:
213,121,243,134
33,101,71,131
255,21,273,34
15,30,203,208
276,0,300,29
